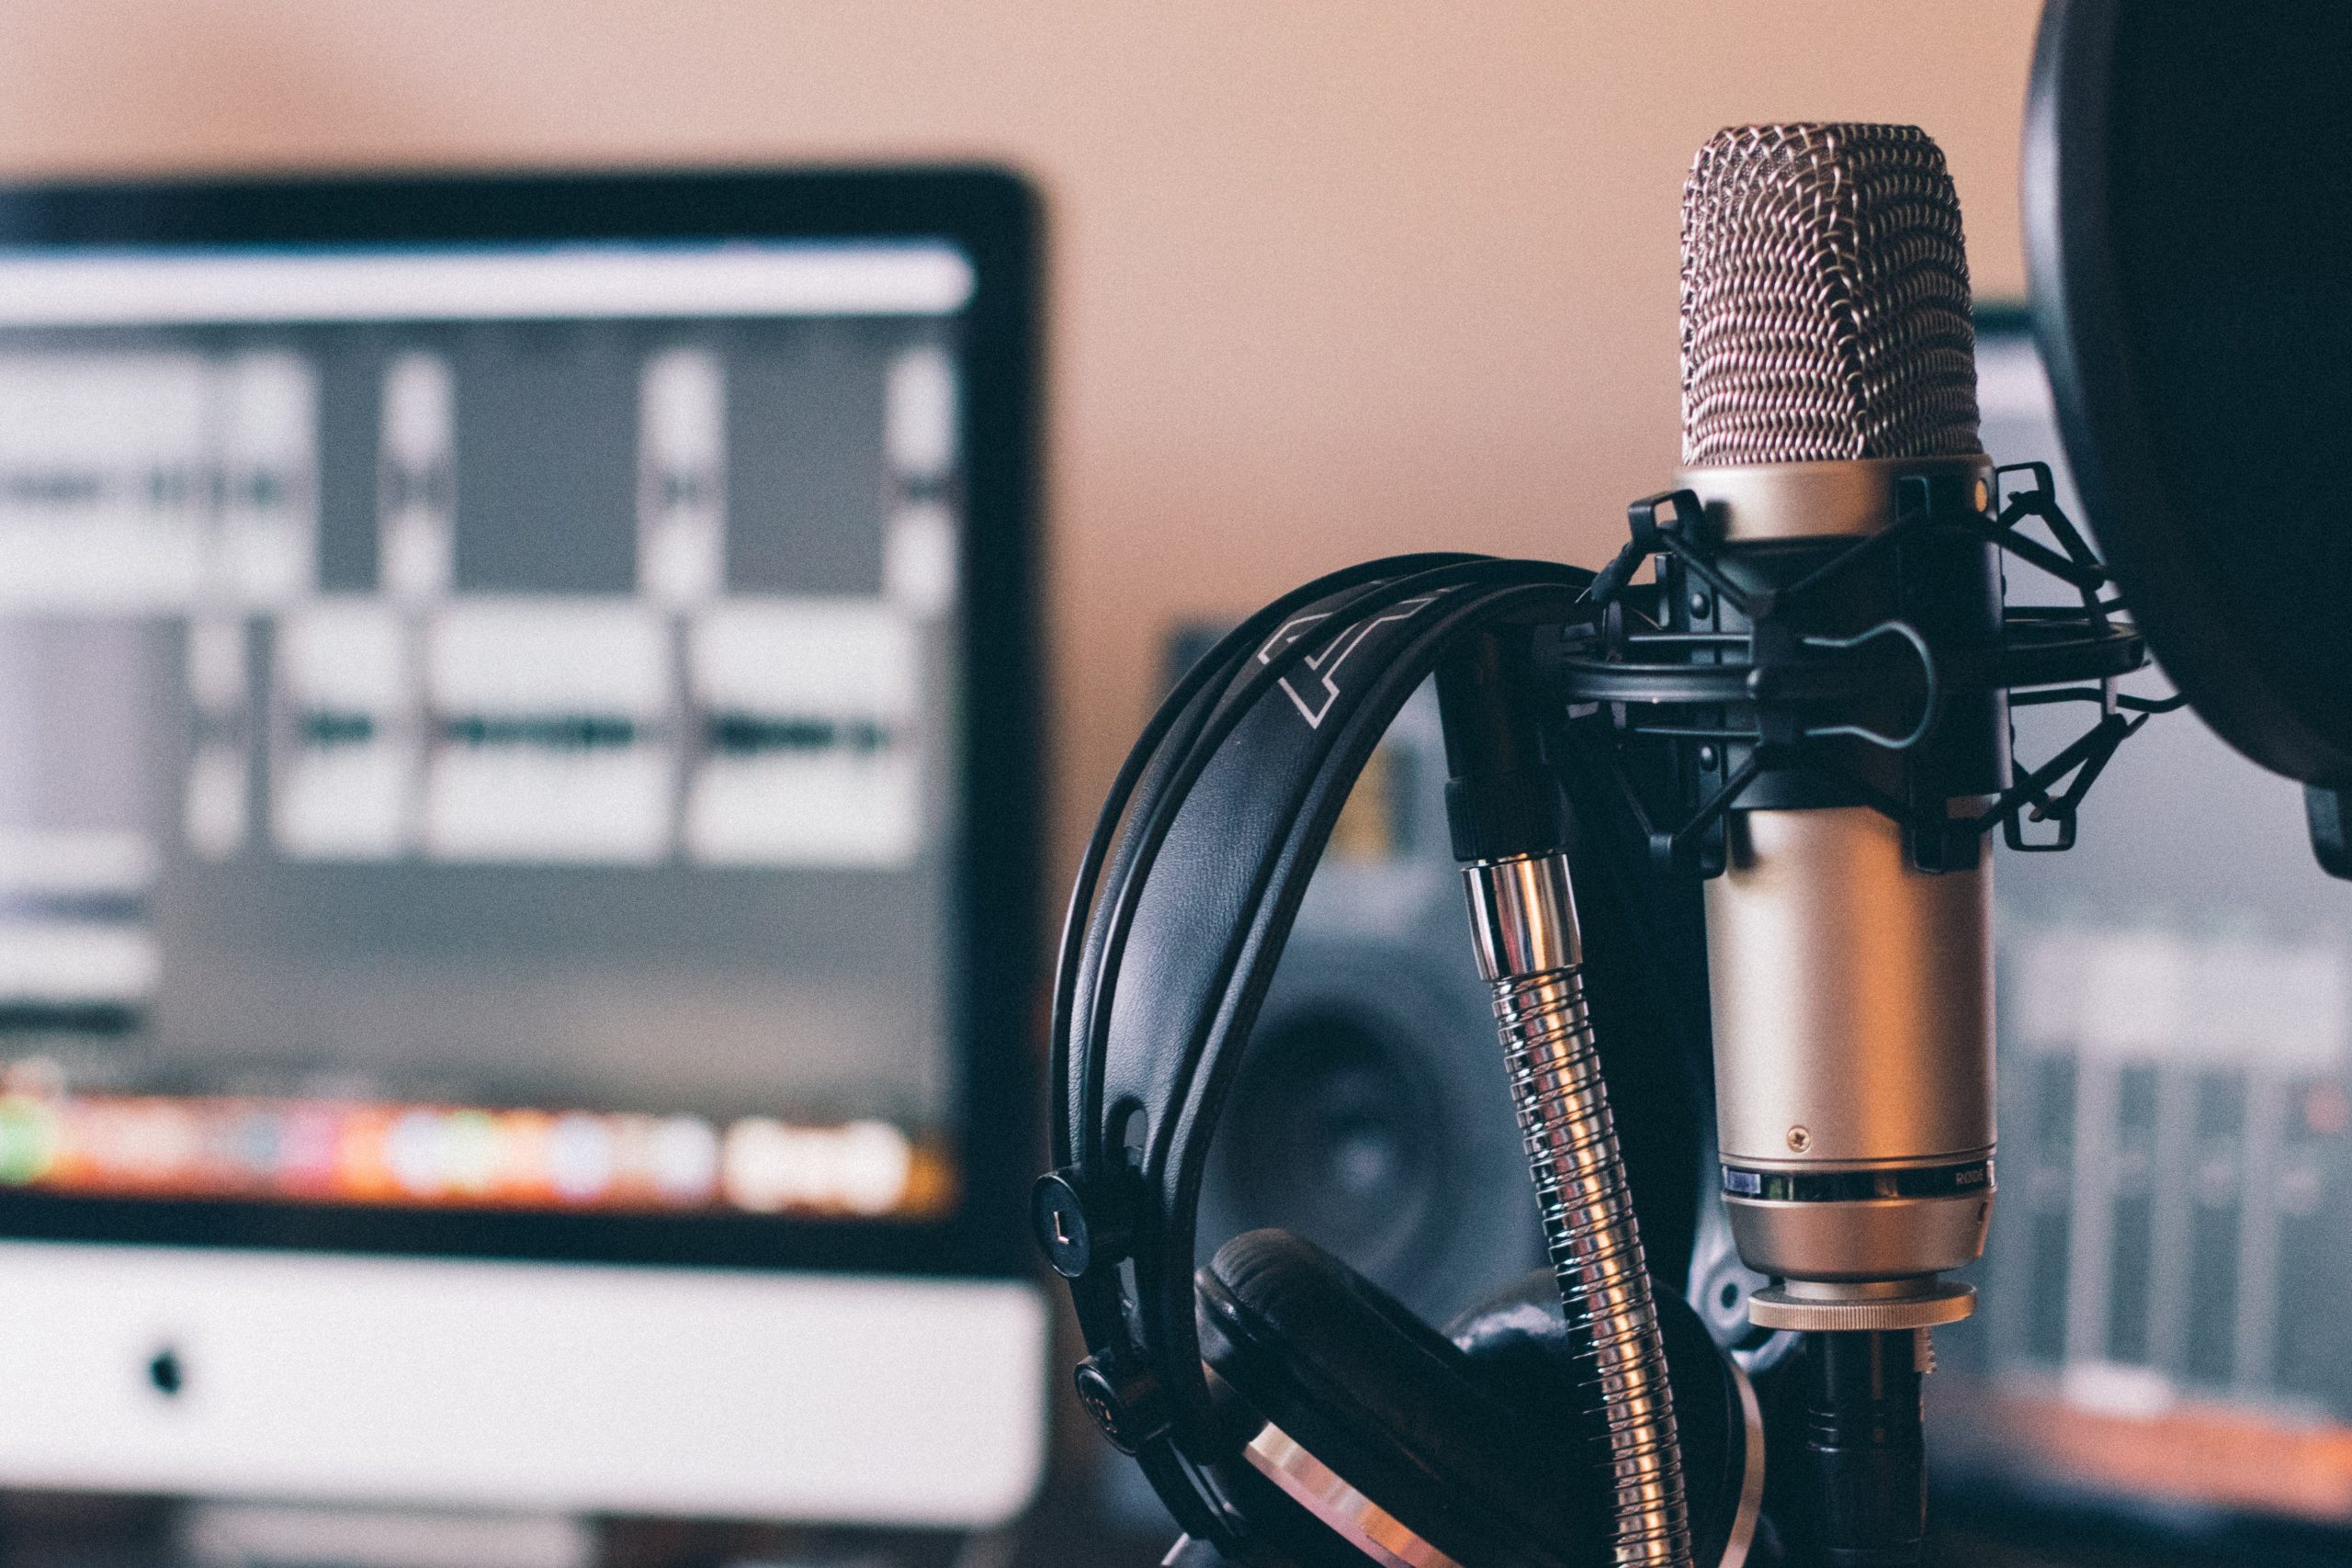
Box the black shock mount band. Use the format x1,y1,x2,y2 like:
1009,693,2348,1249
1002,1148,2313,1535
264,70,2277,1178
1552,463,2173,878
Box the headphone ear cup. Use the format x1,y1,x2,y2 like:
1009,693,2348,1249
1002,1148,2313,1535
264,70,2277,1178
1446,1269,1771,1568
1197,1229,1610,1568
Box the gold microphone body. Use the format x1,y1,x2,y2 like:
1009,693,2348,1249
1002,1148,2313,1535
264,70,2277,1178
1682,458,1997,1333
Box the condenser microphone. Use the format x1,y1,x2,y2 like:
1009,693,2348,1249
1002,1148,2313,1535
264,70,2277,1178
1680,123,1994,1328
1679,123,2000,1564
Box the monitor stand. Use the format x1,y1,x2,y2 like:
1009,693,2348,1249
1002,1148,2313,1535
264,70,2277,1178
180,1502,594,1568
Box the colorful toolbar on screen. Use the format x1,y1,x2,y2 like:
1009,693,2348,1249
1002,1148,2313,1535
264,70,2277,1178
0,1077,950,1219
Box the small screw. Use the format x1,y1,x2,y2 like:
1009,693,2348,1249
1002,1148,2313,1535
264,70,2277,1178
1786,1125,1812,1153
1696,745,1719,771
1690,590,1713,618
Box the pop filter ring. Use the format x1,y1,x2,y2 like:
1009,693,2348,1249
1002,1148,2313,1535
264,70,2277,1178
2025,0,2352,789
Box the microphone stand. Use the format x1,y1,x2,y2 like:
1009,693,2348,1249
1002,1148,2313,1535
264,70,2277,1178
1800,1330,1928,1567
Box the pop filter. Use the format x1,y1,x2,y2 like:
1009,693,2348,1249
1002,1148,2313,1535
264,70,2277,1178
2025,0,2352,874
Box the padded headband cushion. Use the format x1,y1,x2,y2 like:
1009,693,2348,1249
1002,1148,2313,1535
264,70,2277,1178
1197,1230,1608,1568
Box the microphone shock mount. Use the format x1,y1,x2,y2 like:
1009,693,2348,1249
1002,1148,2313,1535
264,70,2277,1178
1557,460,2165,883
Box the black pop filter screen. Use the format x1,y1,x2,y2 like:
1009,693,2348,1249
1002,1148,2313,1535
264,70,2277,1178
2028,0,2352,787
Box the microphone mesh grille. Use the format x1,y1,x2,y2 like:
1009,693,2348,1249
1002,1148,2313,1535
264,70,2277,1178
1679,122,1982,466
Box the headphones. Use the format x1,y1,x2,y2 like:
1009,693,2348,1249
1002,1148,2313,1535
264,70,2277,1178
1035,555,1768,1568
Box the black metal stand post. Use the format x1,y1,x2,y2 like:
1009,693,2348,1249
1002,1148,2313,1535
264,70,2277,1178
1799,1330,1927,1568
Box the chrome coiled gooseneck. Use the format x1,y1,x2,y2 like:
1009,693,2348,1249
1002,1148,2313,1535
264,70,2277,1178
1465,852,1692,1568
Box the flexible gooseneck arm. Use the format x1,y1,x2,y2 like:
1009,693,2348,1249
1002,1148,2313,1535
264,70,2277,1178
1471,853,1692,1568
1440,632,1694,1568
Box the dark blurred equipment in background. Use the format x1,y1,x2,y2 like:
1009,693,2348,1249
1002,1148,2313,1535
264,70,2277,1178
1919,322,2352,1545
2025,0,2352,874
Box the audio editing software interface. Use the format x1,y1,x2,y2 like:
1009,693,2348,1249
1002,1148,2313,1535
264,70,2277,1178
0,243,972,1222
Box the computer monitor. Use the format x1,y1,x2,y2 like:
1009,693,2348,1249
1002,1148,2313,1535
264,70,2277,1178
0,169,1046,1524
1931,311,2352,1535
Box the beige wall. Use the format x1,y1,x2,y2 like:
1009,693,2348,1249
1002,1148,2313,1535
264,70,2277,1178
0,1,2046,871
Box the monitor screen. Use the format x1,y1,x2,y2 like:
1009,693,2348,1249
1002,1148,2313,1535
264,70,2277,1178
1930,313,2352,1531
0,172,1046,1526
0,218,1030,1265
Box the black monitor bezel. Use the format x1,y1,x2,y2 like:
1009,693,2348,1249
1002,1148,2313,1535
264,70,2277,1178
0,165,1045,1280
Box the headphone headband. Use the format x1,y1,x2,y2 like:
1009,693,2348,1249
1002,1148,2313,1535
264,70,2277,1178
1038,558,1597,1547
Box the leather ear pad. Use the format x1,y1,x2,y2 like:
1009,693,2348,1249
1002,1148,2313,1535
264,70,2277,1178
1198,1230,1608,1568
1447,1269,1768,1568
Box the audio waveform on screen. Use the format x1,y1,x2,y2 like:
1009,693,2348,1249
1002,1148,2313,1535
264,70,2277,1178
437,714,641,750
0,352,315,613
0,345,948,872
297,713,900,756
704,713,894,756
263,596,926,867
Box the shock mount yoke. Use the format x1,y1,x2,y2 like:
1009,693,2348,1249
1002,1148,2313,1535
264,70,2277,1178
1550,462,2177,878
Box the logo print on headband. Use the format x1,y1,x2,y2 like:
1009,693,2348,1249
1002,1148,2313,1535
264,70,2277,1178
1257,597,1438,729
